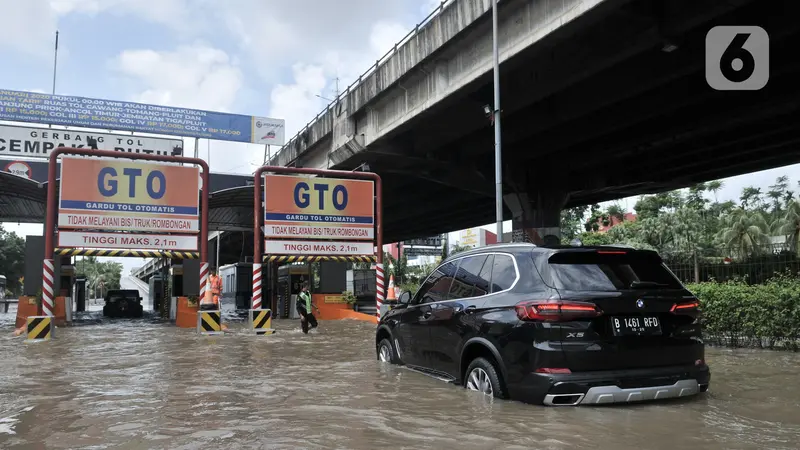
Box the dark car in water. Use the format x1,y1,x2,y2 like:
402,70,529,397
375,243,710,406
103,289,144,318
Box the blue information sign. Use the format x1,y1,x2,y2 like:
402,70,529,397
0,89,285,145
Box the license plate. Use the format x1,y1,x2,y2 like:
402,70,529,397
611,316,661,336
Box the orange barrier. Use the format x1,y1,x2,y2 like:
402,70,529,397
15,296,40,329
312,294,377,324
53,296,67,327
176,297,199,328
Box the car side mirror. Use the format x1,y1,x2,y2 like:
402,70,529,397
398,291,411,304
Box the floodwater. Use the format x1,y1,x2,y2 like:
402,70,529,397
1,310,799,450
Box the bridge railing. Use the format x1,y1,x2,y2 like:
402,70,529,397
269,0,458,166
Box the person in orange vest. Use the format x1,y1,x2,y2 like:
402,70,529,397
200,268,223,310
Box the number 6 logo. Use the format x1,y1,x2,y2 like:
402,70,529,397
706,26,769,90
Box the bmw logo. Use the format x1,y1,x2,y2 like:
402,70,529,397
636,299,645,308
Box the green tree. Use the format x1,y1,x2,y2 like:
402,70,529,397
772,200,800,255
560,205,588,243
606,204,625,223
707,180,724,203
766,175,794,218
716,209,772,259
383,251,410,284
0,225,25,295
685,183,708,210
576,231,613,246
739,186,764,211
634,191,683,219
76,256,122,298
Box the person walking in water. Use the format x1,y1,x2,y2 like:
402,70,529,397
296,282,319,334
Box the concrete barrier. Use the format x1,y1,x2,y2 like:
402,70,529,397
176,297,198,328
15,296,40,329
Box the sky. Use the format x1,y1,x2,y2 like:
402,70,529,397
2,0,800,272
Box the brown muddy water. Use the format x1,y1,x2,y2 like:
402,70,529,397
1,311,799,449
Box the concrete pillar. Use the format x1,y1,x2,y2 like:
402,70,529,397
503,190,568,245
331,97,355,151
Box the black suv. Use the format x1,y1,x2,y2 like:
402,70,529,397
376,243,710,406
103,289,144,318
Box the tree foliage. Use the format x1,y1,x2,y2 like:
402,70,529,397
75,256,123,298
560,175,800,261
0,225,25,296
688,272,800,350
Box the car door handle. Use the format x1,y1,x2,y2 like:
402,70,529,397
423,311,432,318
464,305,476,314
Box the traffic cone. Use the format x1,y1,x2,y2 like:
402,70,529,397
387,274,396,301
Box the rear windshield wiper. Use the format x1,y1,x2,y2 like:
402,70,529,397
629,281,671,289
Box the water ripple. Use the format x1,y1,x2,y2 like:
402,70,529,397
1,318,799,449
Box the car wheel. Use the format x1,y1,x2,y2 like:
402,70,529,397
464,357,507,399
377,338,400,364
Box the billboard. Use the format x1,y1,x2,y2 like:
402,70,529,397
0,89,285,145
58,231,198,251
458,228,497,248
0,124,183,158
263,174,374,241
57,157,200,233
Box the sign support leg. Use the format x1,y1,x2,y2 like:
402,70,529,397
252,263,262,310
375,263,385,321
199,262,209,303
42,259,55,317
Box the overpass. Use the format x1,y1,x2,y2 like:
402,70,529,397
269,0,800,243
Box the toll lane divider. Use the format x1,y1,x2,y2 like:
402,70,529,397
54,248,199,259
262,255,376,263
197,310,223,335
26,316,53,342
250,309,275,335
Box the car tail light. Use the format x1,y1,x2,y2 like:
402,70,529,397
670,299,700,313
535,368,572,374
515,300,602,322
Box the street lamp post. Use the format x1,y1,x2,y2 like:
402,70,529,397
492,0,504,242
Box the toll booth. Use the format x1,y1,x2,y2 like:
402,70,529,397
149,273,165,313
169,264,182,319
170,264,184,297
74,276,87,312
219,263,254,311
276,263,310,319
55,256,75,322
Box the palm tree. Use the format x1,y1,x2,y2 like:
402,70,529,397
716,209,772,259
707,180,723,203
606,204,625,224
772,200,800,254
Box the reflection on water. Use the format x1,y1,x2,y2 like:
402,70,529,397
1,311,799,449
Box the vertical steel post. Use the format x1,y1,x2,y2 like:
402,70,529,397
492,0,504,242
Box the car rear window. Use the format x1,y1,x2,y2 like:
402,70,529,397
547,250,683,291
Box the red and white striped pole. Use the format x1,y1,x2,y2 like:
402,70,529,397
199,262,209,303
375,262,385,321
252,263,262,310
42,259,55,317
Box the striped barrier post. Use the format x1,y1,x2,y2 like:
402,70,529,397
250,308,275,335
252,263,262,310
375,263,385,321
42,259,55,317
199,262,209,302
197,310,223,335
26,316,53,342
